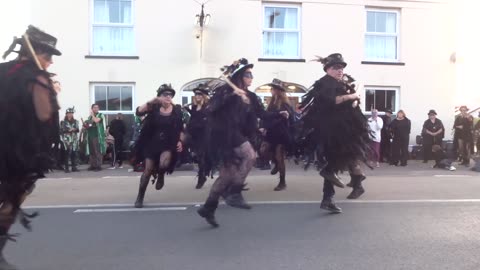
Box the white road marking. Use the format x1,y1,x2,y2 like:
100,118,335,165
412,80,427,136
434,175,472,178
74,207,187,213
24,199,480,210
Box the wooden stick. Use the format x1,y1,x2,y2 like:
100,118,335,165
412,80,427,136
22,33,43,71
219,75,250,104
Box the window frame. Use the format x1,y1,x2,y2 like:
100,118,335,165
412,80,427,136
90,82,136,115
261,3,302,59
363,86,400,114
364,8,400,62
89,0,136,56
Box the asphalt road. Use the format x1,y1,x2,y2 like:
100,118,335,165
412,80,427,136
6,202,480,270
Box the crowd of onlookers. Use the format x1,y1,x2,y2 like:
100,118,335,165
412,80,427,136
53,100,480,174
366,106,480,172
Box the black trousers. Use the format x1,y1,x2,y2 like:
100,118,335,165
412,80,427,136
476,137,480,154
391,136,409,165
423,142,433,162
64,148,78,169
113,136,124,165
380,139,391,162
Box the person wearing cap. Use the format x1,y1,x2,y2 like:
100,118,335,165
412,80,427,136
432,145,456,171
380,109,394,163
0,25,61,269
454,106,473,166
108,113,127,169
299,53,371,213
183,84,210,189
259,79,295,191
197,58,289,227
133,84,185,208
60,107,80,173
83,104,106,171
421,109,444,163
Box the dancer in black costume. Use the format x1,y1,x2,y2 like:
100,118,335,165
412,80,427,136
197,58,289,227
259,79,295,191
133,84,185,208
0,25,61,269
300,53,371,213
184,84,210,189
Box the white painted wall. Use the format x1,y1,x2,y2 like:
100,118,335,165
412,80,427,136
2,0,459,143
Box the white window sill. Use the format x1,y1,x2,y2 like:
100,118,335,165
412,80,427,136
258,58,305,62
85,55,139,60
361,61,405,66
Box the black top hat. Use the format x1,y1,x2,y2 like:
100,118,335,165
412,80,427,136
2,25,62,60
221,58,254,78
157,84,176,97
266,78,288,92
65,106,75,114
193,83,210,95
313,53,347,72
25,25,62,56
428,109,437,116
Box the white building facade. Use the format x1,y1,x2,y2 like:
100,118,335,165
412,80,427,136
1,0,460,142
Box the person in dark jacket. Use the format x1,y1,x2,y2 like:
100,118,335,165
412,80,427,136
390,110,411,166
454,106,473,166
422,109,444,163
380,109,394,163
133,84,185,208
109,113,126,168
0,25,61,269
184,84,210,189
432,145,456,171
298,53,372,213
197,58,289,227
259,79,295,191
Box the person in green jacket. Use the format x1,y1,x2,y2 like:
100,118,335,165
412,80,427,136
83,104,106,171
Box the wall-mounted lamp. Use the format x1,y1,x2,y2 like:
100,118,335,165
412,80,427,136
195,3,210,58
195,4,211,28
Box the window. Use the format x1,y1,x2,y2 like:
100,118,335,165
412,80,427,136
91,83,134,113
179,77,219,105
364,87,399,113
262,4,301,58
91,0,134,55
365,9,399,61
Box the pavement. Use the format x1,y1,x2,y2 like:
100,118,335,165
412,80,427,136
4,160,480,270
26,160,479,207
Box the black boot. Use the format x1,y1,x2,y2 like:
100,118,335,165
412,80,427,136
197,199,219,227
134,175,149,208
64,159,70,173
347,175,366,199
155,171,165,190
225,185,252,209
274,175,286,191
195,174,207,189
270,163,279,175
320,199,342,213
320,169,345,188
0,236,17,270
346,174,366,188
